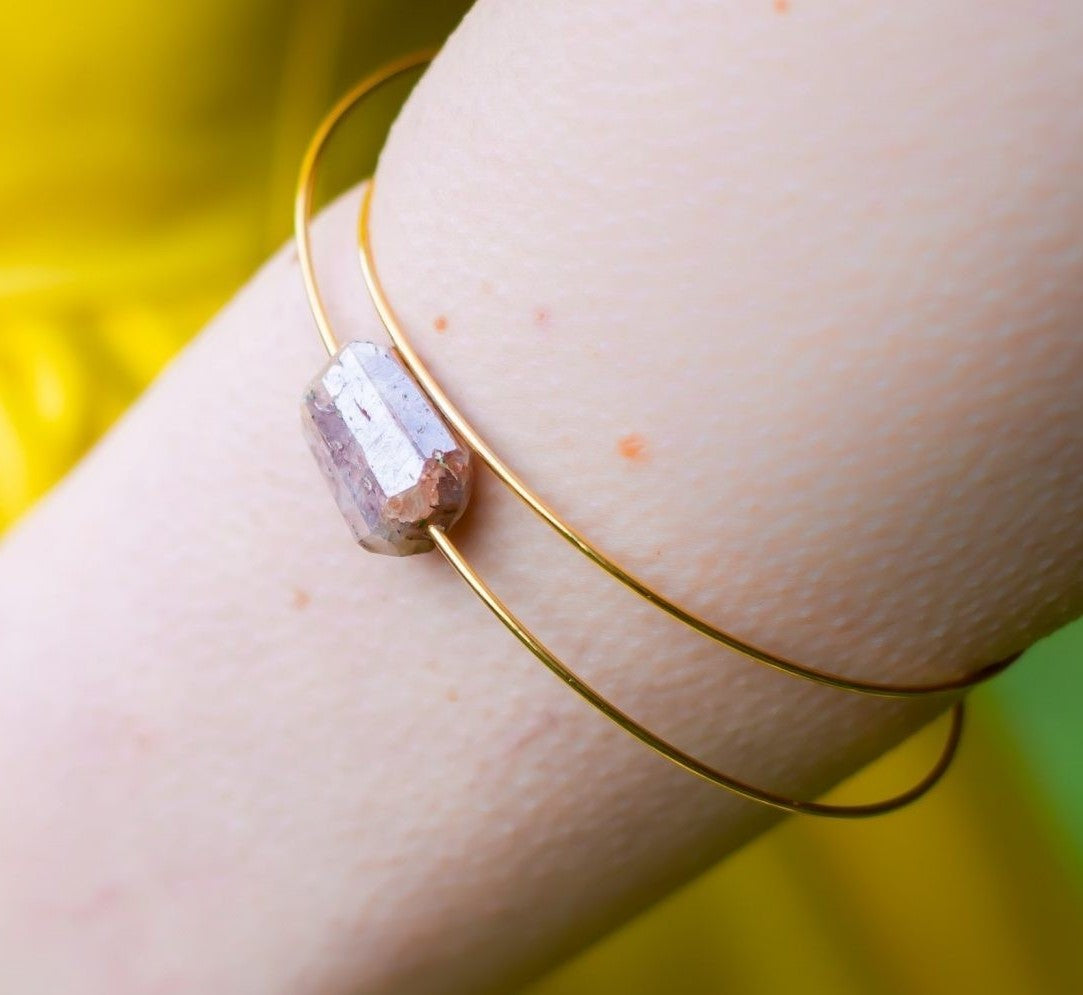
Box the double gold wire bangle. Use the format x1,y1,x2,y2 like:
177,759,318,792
295,49,1020,817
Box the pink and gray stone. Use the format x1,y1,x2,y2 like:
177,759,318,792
301,341,473,555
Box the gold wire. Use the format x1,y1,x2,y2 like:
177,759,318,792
358,182,1019,699
295,48,441,357
293,49,1006,816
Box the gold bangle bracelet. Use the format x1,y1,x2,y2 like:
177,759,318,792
294,48,1018,817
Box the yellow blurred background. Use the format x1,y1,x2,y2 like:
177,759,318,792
2,2,1081,991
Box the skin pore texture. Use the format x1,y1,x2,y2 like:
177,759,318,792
1,1,1082,992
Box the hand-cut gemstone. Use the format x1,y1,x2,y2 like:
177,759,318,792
301,341,473,555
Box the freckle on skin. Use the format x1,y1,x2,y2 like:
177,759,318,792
446,688,459,702
774,0,790,13
433,315,448,333
292,588,311,610
534,307,550,326
617,433,648,462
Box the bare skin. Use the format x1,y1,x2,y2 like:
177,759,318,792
1,1,1081,992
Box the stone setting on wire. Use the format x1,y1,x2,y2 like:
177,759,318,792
301,341,473,555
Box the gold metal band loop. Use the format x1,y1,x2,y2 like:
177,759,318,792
293,48,1016,816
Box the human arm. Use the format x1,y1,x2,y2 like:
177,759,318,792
1,1,1081,991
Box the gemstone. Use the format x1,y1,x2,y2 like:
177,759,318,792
301,341,473,555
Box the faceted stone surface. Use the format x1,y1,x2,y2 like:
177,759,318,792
301,341,473,555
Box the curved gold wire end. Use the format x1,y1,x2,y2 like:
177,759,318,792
294,49,1014,817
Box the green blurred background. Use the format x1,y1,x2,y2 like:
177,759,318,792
2,1,1081,990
